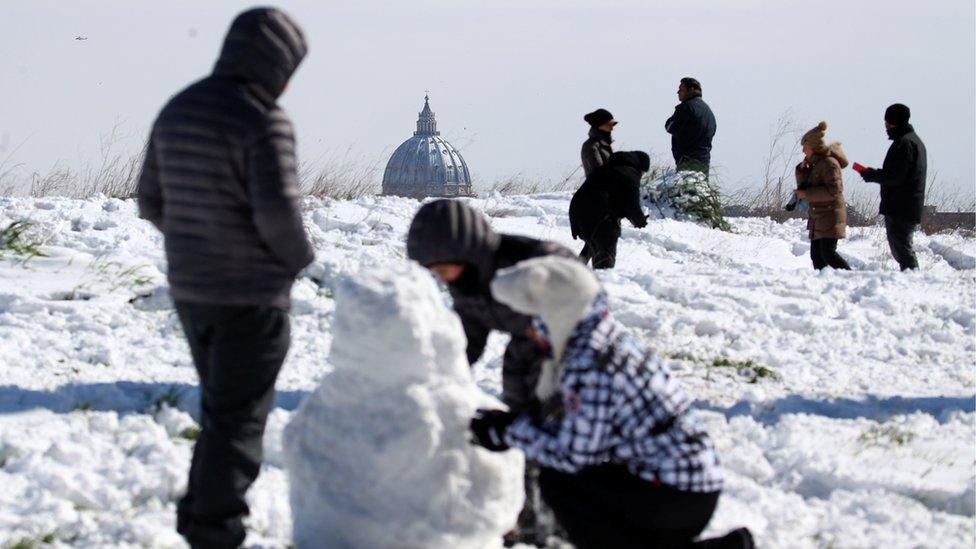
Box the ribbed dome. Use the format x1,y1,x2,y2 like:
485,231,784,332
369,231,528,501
382,96,473,199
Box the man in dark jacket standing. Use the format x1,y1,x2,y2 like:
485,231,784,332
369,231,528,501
581,108,616,176
859,103,927,270
665,77,716,175
136,9,313,548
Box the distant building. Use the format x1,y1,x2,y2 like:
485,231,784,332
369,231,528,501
382,95,473,199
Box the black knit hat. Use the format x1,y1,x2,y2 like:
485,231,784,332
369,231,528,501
884,103,911,126
406,199,500,269
584,108,616,128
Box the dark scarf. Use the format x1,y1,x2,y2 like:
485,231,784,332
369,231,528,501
588,127,613,143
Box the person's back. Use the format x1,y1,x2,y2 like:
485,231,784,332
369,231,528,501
878,125,927,224
139,11,312,308
136,8,312,547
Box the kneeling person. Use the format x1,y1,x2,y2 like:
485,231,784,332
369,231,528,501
472,256,753,549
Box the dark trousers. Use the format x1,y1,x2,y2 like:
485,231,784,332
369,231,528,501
884,215,920,270
174,302,290,549
579,219,621,269
539,464,720,549
810,238,851,270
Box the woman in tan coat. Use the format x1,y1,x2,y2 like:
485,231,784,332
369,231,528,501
795,121,851,270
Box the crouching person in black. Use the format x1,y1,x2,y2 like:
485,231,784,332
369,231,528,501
471,256,754,549
569,151,650,269
406,199,575,545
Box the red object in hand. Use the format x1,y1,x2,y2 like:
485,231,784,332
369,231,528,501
852,162,868,173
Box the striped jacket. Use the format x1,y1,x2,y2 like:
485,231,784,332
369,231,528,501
137,8,313,309
505,295,724,493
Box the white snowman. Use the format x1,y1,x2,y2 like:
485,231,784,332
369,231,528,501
283,261,524,549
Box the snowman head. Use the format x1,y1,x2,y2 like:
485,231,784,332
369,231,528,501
328,261,469,386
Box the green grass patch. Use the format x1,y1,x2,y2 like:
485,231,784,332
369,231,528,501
0,220,46,261
151,386,183,412
709,357,779,383
8,532,56,549
179,426,202,441
71,400,93,412
858,423,916,447
665,352,779,384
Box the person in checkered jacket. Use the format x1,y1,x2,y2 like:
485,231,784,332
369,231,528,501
470,256,753,549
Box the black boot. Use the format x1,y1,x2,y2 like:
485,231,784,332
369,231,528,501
694,527,755,549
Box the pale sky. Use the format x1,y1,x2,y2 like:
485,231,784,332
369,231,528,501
1,1,974,202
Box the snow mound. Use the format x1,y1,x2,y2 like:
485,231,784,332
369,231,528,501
928,240,976,270
283,260,524,549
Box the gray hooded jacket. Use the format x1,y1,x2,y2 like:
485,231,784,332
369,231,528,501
137,8,313,309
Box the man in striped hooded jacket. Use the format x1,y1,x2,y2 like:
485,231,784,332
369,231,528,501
471,256,753,549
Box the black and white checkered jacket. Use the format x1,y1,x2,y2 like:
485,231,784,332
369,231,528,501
504,294,724,493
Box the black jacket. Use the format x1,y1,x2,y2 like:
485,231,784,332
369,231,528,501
862,125,927,223
581,128,613,177
569,152,648,242
665,95,716,167
137,9,313,309
407,200,575,412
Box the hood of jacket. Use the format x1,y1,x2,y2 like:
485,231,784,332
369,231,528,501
808,143,850,169
826,142,849,168
406,199,500,285
213,8,307,105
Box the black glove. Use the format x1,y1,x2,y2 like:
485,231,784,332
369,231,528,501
859,168,876,182
784,193,798,212
631,215,648,229
469,409,514,452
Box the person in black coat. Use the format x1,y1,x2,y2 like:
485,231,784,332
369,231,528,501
581,108,616,176
665,77,717,175
406,200,576,413
859,104,927,270
136,8,312,548
407,200,576,544
569,151,650,269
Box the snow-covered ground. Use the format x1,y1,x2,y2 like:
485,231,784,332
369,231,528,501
0,193,973,548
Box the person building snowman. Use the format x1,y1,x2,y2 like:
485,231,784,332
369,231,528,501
470,256,754,549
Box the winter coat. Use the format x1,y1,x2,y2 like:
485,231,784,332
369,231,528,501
796,144,849,240
504,294,724,493
406,201,576,412
581,128,613,177
665,94,716,167
861,125,927,224
569,152,647,243
137,8,313,309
